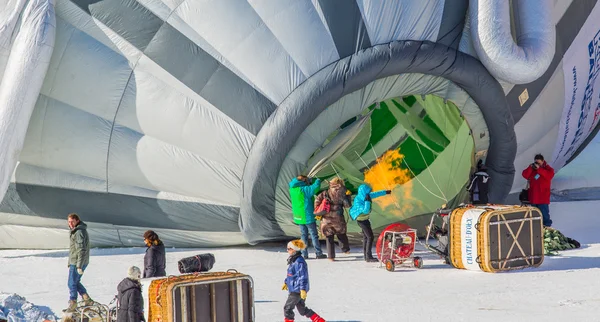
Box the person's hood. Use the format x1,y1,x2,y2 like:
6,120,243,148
329,181,342,189
118,277,141,293
289,178,307,188
357,184,372,196
71,221,87,233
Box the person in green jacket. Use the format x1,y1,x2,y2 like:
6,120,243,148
67,213,93,312
289,175,326,259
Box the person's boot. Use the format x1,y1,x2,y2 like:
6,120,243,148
66,300,77,313
284,318,294,322
315,254,327,259
310,313,326,322
82,293,94,306
365,238,377,262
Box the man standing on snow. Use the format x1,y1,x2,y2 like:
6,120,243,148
67,213,93,312
522,154,555,227
289,175,327,259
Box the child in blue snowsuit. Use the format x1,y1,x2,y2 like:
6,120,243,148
349,184,391,262
282,239,325,322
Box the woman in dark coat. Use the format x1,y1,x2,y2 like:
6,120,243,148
143,230,166,278
314,177,352,260
117,266,145,322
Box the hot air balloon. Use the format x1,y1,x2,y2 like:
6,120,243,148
0,0,598,248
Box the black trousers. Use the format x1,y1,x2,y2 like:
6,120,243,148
357,219,375,259
325,234,350,259
284,292,315,319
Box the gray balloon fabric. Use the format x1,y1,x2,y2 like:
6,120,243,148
240,40,516,244
307,111,372,178
4,0,596,249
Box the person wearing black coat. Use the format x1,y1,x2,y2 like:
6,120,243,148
117,266,145,322
142,230,166,278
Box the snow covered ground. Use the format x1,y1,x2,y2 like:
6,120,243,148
1,201,599,322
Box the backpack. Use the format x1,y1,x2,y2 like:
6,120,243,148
314,191,331,216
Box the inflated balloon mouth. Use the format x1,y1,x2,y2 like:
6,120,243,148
241,39,517,244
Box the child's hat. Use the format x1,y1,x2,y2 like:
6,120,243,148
287,239,306,251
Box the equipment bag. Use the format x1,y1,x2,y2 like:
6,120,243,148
178,253,216,274
519,181,530,203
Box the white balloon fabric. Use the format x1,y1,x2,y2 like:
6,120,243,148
0,0,598,248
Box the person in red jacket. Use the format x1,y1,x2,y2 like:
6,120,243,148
522,154,554,227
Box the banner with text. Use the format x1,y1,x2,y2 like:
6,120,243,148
460,208,485,271
553,3,600,168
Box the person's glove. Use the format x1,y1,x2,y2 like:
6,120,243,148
300,290,307,300
77,267,84,275
281,284,288,291
386,190,392,194
315,215,322,221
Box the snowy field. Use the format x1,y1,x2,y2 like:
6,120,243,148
1,201,600,322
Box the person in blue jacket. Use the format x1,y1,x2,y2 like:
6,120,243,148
289,176,326,259
349,184,391,262
282,239,325,322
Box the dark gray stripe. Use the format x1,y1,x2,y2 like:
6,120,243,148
240,41,516,244
0,183,240,232
506,0,598,123
71,0,163,51
70,0,276,134
145,23,220,94
144,24,275,134
318,0,371,58
436,0,468,48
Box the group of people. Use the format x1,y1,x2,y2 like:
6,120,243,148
66,213,166,321
284,153,555,322
285,175,389,321
289,175,390,262
468,153,555,227
64,153,555,322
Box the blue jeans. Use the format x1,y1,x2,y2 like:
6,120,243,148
532,204,552,227
299,222,323,257
68,264,88,301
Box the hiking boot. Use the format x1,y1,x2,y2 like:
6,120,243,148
316,254,327,259
365,257,378,263
310,313,326,322
66,300,77,312
82,294,94,306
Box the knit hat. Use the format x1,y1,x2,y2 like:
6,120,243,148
128,266,141,280
287,239,306,251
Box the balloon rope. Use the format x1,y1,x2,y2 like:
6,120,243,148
415,141,448,202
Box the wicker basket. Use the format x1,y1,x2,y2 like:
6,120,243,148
147,271,253,322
